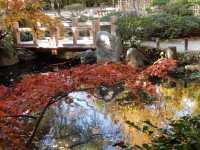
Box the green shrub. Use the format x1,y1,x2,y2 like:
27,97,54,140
152,0,196,16
143,116,200,150
100,11,123,22
146,13,200,39
117,13,200,47
163,1,194,16
64,3,85,12
152,0,170,6
117,0,200,48
0,31,16,58
130,115,200,150
117,15,144,48
0,30,14,49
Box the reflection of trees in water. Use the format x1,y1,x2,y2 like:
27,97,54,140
104,83,200,146
41,84,200,148
160,83,200,115
42,93,123,149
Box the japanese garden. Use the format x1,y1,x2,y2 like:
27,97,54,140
0,0,200,150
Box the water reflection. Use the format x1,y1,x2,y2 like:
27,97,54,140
41,92,123,150
40,83,200,149
175,98,196,117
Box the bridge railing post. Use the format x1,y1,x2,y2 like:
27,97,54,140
184,38,188,51
111,16,117,35
89,27,93,40
72,18,78,47
13,22,21,45
56,26,60,47
32,32,37,45
92,19,100,46
156,38,160,49
72,27,77,47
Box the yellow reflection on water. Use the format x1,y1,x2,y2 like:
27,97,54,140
44,83,200,149
160,83,200,116
105,83,200,146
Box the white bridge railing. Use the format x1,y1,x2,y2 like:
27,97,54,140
14,17,117,49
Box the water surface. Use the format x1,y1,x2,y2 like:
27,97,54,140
40,82,200,149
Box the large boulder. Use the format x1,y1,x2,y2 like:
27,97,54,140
0,49,19,67
17,48,37,61
185,64,200,72
165,47,177,59
95,31,122,63
0,48,37,67
96,83,124,101
126,48,145,68
80,49,96,64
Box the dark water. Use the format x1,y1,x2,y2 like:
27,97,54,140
0,54,80,86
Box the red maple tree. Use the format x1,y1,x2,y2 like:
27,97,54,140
0,59,176,149
143,58,177,78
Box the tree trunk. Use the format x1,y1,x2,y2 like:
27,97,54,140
132,0,140,16
55,0,62,16
50,0,55,10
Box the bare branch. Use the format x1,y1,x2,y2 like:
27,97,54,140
4,115,37,120
26,87,95,147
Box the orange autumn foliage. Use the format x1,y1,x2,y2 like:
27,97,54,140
0,59,176,149
0,0,63,41
144,58,177,78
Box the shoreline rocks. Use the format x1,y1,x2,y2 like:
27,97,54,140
80,49,96,64
0,48,37,67
0,49,19,67
126,48,145,68
17,48,37,61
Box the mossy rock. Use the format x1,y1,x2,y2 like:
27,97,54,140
0,49,19,66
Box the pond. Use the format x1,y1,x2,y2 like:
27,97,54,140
40,82,200,150
0,54,199,149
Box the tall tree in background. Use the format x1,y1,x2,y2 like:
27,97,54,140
132,0,141,15
49,0,68,15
